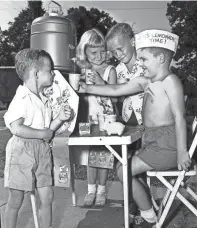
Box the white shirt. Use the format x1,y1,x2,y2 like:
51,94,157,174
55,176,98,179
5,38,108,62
4,85,52,130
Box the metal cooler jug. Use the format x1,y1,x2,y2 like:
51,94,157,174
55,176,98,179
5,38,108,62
30,1,76,72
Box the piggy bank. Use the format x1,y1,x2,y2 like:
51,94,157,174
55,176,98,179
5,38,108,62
104,122,125,136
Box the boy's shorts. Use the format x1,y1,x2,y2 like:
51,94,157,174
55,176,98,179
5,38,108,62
136,125,177,170
4,136,52,191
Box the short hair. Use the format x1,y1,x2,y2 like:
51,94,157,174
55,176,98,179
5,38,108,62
15,48,53,81
139,47,174,63
105,23,134,42
76,28,106,69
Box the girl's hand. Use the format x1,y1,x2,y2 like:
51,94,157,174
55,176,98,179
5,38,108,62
80,74,86,81
87,71,105,84
58,105,72,122
78,81,88,93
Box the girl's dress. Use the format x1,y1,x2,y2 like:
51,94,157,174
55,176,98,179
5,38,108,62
71,65,116,168
87,65,115,123
87,65,115,169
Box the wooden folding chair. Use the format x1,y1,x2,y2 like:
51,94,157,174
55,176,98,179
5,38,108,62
147,116,197,228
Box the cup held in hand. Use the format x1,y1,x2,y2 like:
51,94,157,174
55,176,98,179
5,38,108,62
85,69,94,84
69,73,81,91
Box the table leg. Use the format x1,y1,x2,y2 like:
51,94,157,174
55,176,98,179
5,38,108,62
70,162,77,206
122,144,129,228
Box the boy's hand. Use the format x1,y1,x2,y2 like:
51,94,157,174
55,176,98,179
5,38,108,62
42,129,54,143
78,81,88,93
58,105,72,122
177,152,192,172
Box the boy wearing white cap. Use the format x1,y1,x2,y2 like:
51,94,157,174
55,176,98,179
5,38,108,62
78,29,191,227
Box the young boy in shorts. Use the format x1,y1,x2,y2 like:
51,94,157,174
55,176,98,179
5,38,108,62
3,48,72,228
78,29,191,227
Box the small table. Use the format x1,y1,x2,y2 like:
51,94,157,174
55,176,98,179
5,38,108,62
68,124,144,228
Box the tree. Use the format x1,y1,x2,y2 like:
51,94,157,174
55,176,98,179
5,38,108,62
66,6,117,42
0,32,14,65
0,1,45,65
167,2,197,117
166,1,197,81
0,3,117,66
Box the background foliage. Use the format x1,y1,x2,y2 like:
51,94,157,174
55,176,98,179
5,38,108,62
0,1,117,66
0,1,45,65
166,1,197,115
0,1,197,112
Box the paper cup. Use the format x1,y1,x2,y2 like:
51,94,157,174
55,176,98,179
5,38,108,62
97,114,105,131
104,114,117,125
85,69,94,84
89,115,98,125
69,73,81,90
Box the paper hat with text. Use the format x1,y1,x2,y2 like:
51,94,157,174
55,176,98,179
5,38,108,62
135,29,179,53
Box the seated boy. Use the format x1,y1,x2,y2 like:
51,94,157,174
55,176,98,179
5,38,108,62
78,29,191,227
4,48,72,228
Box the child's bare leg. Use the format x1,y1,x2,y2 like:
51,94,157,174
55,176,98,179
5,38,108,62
95,168,109,206
131,156,157,223
84,166,97,206
37,186,53,228
98,168,108,185
116,155,157,223
4,188,24,228
87,166,97,194
87,166,97,185
116,161,125,184
116,160,137,216
132,177,152,210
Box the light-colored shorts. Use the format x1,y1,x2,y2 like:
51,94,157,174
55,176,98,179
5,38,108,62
136,125,177,170
4,136,52,191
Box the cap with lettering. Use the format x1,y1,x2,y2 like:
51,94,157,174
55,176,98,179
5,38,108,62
135,29,179,53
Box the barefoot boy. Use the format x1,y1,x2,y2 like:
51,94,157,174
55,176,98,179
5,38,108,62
79,29,191,227
4,49,72,228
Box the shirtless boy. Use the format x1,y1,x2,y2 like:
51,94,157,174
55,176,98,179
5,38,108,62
78,29,191,227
